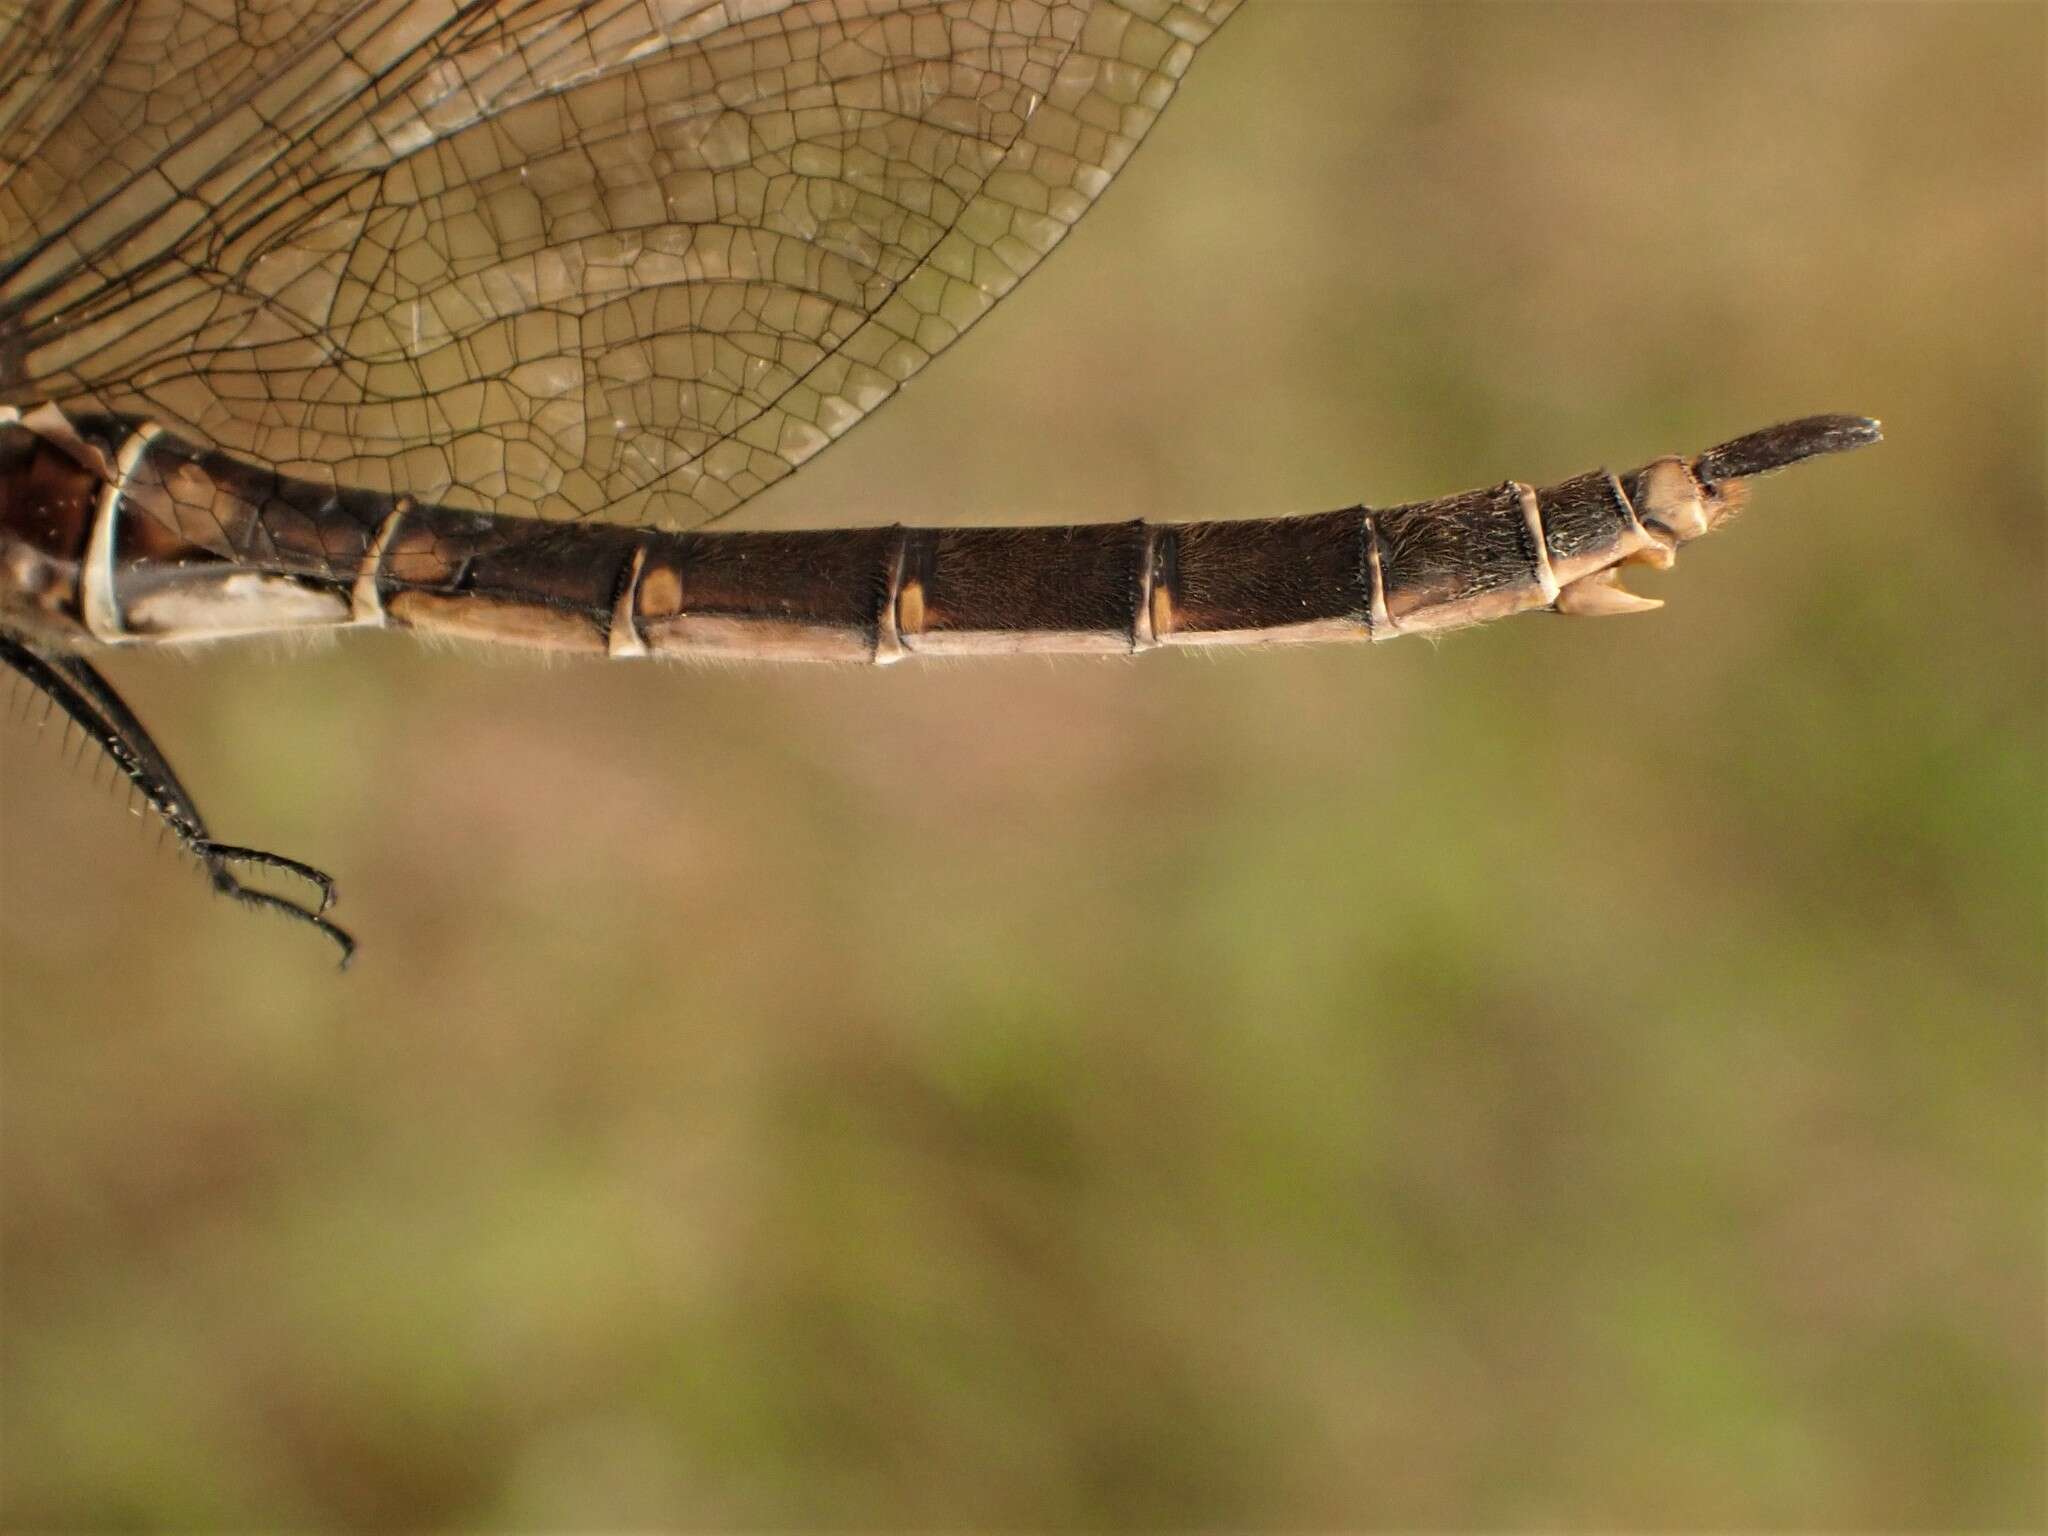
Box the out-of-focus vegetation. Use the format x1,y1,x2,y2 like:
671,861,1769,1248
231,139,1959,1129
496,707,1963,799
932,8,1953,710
2,2,2041,1526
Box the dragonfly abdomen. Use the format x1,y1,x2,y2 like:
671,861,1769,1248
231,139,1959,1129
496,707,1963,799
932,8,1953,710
1,406,1878,664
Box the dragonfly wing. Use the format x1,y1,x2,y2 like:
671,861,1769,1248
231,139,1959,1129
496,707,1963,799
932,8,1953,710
0,0,1238,529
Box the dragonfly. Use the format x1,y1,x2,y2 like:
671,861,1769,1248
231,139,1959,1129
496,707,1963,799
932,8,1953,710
0,0,1878,966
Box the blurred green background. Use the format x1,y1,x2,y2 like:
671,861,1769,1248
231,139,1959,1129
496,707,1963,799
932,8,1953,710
2,1,2041,1526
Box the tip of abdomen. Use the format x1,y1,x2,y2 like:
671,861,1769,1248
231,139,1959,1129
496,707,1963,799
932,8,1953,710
1693,415,1883,483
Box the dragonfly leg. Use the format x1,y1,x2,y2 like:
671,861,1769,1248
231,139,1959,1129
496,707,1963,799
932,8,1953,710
192,851,354,967
191,841,339,914
0,630,354,966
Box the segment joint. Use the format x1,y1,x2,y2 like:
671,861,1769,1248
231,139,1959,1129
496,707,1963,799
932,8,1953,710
1513,481,1561,605
80,419,166,642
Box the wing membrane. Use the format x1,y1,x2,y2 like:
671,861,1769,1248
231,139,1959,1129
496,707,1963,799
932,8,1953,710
0,0,1237,528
